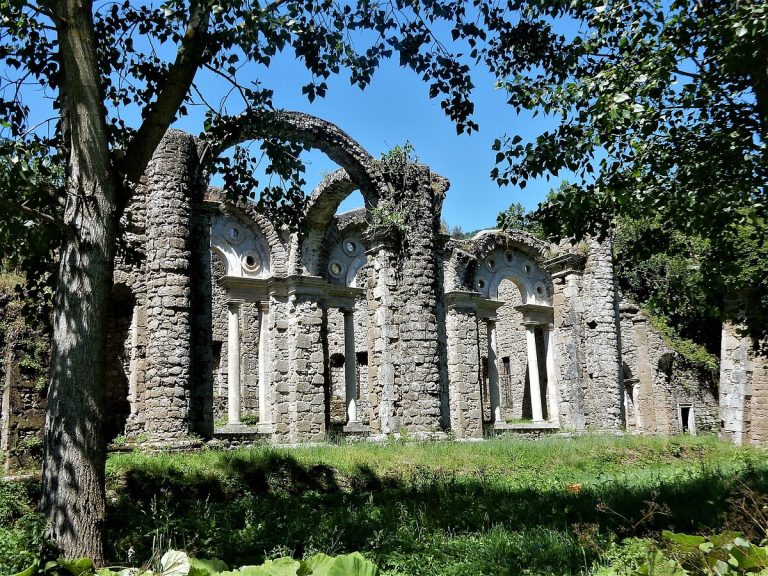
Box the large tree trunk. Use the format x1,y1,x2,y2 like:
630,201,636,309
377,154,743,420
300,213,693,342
41,0,116,564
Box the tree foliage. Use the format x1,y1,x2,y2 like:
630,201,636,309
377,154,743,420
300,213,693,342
485,0,768,338
496,199,548,239
613,214,721,354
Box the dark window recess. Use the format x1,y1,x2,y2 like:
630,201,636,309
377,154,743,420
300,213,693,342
356,351,368,366
502,356,511,376
330,353,345,368
587,320,598,329
680,405,691,433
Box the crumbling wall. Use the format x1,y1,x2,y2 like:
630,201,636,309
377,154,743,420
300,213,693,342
0,292,48,473
496,280,527,420
620,304,718,435
720,302,768,445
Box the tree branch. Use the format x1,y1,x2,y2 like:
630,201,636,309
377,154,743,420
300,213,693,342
120,1,211,185
0,195,66,230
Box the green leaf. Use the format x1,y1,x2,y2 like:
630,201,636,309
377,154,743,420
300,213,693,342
59,558,95,576
160,550,191,576
220,567,268,576
328,553,379,576
663,530,707,550
730,544,768,570
190,558,229,576
613,93,630,104
10,565,36,576
305,554,335,576
259,557,305,576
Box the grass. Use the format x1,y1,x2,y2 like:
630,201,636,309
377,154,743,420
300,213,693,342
3,434,768,575
0,270,24,292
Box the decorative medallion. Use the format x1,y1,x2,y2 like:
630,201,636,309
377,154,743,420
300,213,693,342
241,250,262,274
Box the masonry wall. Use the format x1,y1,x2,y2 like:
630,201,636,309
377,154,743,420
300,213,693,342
0,293,47,473
720,305,768,445
496,280,528,420
445,306,483,438
620,304,718,435
579,239,624,430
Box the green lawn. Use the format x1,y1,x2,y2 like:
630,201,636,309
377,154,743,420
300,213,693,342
3,434,768,575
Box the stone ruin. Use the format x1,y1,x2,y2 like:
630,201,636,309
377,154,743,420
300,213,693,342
6,110,763,465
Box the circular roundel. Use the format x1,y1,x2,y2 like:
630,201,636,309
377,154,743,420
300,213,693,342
241,250,262,274
476,278,487,290
329,260,344,279
342,237,360,257
504,251,515,264
225,223,245,245
534,282,547,298
485,257,497,271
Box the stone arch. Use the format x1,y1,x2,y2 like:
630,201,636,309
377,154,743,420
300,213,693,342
468,230,553,306
205,188,288,278
213,110,387,204
208,111,388,276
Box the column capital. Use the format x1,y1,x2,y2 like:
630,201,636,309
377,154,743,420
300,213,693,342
258,299,270,312
342,307,355,317
226,298,244,308
522,320,540,329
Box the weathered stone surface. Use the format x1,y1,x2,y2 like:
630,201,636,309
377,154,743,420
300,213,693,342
1,114,739,466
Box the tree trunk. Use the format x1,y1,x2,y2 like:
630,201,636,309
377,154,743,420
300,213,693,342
41,0,116,564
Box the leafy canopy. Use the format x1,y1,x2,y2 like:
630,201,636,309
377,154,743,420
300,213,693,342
485,0,767,338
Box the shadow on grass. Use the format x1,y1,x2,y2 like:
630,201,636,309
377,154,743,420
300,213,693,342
105,450,768,575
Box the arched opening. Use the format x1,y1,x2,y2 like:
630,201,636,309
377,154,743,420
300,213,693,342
623,362,638,431
483,277,551,424
496,279,528,420
336,189,365,214
105,283,137,441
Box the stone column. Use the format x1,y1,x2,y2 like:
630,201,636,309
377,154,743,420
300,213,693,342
631,317,660,434
227,300,242,426
445,295,483,438
544,253,587,431
365,239,398,434
581,238,623,429
258,301,271,431
143,130,200,441
343,308,358,423
542,323,559,424
286,278,327,443
127,305,141,417
487,318,502,422
525,322,544,421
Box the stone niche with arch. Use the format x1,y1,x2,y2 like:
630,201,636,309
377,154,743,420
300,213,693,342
57,113,718,451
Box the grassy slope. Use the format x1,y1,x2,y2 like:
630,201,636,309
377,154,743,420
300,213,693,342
101,435,768,575
2,435,767,575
